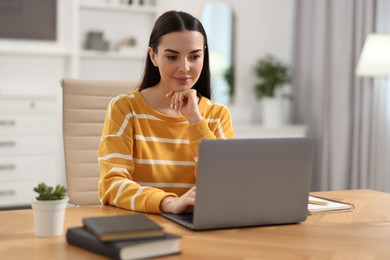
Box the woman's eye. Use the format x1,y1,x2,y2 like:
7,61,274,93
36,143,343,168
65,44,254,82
190,55,201,60
167,56,177,61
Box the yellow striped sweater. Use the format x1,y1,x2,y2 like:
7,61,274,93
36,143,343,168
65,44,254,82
98,88,234,213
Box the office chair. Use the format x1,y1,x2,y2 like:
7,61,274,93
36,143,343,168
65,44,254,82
61,78,137,205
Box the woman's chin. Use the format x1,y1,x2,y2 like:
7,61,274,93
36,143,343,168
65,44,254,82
171,85,193,92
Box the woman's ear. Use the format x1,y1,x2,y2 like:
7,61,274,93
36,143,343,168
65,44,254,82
148,47,158,67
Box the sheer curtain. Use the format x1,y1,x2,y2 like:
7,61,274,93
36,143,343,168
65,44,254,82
293,0,390,192
371,0,390,191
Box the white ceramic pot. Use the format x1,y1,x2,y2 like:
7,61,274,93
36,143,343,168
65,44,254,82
31,197,68,237
262,97,283,127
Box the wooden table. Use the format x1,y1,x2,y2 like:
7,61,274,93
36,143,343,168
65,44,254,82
1,189,390,259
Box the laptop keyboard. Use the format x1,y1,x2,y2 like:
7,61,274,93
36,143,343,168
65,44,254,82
176,212,194,223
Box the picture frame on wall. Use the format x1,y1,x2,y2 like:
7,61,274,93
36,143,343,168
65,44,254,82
0,0,57,41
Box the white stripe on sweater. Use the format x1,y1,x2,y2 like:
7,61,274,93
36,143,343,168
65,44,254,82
133,158,195,166
113,180,134,207
108,94,135,119
116,112,162,136
206,118,226,139
103,180,123,200
135,135,189,144
116,111,135,136
130,186,146,211
109,167,130,176
138,182,194,188
98,153,133,161
217,123,226,139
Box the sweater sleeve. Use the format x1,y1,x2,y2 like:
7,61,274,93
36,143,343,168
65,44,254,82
97,97,177,213
187,104,235,164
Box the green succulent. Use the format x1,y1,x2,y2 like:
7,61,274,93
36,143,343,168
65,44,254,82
34,182,67,200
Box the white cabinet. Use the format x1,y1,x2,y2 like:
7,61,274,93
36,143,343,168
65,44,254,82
0,97,64,208
0,32,69,208
0,0,158,208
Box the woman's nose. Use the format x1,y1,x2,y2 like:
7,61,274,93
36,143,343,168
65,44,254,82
178,58,190,72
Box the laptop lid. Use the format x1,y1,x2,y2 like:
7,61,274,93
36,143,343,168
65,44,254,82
163,138,314,230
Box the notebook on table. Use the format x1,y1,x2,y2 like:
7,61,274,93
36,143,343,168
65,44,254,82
162,138,314,230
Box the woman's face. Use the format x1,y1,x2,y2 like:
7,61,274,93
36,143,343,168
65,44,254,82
149,30,205,92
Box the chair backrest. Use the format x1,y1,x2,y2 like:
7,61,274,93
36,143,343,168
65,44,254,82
61,78,138,205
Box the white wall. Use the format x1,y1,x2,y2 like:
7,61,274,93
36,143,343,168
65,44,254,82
156,0,295,125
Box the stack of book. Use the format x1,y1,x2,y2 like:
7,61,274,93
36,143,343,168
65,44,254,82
66,214,181,260
308,195,354,214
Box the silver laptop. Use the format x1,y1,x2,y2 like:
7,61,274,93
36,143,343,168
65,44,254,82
162,138,314,230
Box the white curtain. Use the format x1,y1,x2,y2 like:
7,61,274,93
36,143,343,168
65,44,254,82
371,0,390,191
293,0,390,192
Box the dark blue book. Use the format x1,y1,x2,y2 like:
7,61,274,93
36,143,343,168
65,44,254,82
66,227,181,260
82,214,164,241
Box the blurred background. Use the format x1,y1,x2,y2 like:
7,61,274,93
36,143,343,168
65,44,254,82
0,0,389,209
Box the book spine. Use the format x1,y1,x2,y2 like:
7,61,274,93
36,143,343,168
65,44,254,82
66,227,120,259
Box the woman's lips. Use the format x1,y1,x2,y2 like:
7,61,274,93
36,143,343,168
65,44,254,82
174,76,191,85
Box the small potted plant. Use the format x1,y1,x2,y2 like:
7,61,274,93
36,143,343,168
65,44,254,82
31,182,68,237
253,54,292,126
224,65,235,101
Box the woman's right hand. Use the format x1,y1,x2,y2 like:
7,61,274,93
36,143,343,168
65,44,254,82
165,89,203,125
160,186,196,214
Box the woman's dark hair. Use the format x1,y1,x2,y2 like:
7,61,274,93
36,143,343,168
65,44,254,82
139,10,211,99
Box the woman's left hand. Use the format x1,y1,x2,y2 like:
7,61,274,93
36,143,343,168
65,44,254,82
166,89,203,124
160,186,197,214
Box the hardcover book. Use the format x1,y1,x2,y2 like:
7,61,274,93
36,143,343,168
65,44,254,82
82,214,164,241
66,227,181,260
308,195,354,214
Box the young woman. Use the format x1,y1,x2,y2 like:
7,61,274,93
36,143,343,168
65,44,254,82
98,10,234,214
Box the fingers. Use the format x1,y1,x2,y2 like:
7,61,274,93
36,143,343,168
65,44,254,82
165,90,202,124
187,186,196,194
165,90,174,98
181,186,196,202
177,190,196,213
180,186,196,209
171,91,185,111
167,196,194,214
160,186,196,214
166,89,196,111
185,205,194,213
173,91,183,110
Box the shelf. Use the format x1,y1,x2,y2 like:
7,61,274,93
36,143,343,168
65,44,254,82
80,50,145,60
0,95,57,101
0,48,72,57
80,2,157,14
